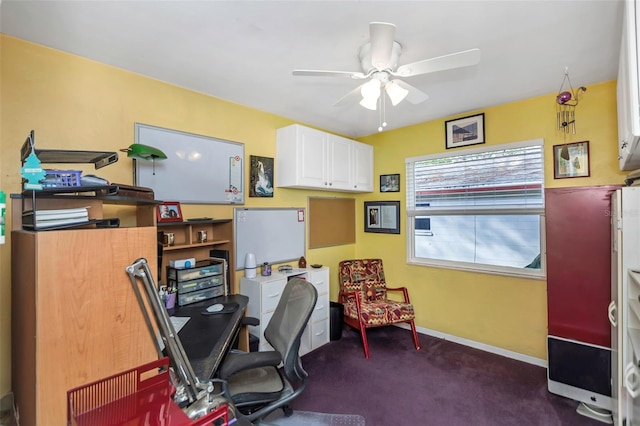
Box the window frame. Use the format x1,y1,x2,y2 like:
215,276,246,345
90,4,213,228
405,139,546,279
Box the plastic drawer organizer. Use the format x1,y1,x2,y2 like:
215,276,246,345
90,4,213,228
67,357,229,426
168,260,226,306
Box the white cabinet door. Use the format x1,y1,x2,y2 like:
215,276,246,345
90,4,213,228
612,190,624,426
326,134,352,190
276,124,327,189
297,126,328,188
353,141,374,192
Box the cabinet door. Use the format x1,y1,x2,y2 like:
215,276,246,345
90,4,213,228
353,141,374,192
326,134,353,190
298,126,328,187
612,190,624,425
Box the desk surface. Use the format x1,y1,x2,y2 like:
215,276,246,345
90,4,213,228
168,294,248,380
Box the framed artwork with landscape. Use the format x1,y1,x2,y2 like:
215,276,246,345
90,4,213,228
380,174,400,192
445,113,485,149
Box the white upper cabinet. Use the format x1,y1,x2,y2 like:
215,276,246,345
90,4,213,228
618,0,640,171
352,140,374,192
276,124,374,192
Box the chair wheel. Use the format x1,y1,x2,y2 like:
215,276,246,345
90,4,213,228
282,405,293,417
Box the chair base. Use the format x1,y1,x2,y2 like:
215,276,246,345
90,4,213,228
344,316,421,359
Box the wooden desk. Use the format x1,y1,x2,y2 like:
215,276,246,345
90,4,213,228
168,294,249,380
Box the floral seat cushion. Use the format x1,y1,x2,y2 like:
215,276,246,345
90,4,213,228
343,299,415,326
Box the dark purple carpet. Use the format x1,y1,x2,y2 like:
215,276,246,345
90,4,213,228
294,326,606,426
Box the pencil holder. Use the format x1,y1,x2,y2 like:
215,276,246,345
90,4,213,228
165,292,176,310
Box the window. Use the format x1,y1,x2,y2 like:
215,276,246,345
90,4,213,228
405,139,545,277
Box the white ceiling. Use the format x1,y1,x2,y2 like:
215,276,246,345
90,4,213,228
0,0,625,138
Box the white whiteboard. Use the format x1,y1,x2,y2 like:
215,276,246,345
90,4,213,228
134,123,244,204
235,208,306,270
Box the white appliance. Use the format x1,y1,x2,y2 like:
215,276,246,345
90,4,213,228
244,253,257,279
610,187,640,425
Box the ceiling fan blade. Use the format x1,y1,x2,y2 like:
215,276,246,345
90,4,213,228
293,69,367,79
334,82,368,107
369,22,396,70
394,48,481,77
391,80,429,104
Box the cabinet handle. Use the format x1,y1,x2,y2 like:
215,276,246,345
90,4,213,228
267,292,281,299
315,304,324,310
314,330,325,336
609,300,617,327
625,363,640,398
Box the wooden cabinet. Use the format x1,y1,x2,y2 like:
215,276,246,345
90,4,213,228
240,267,330,355
158,219,235,293
11,199,158,426
276,124,373,192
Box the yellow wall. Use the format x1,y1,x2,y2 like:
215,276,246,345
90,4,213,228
358,80,625,359
0,34,627,394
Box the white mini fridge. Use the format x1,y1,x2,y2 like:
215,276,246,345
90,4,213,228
610,187,640,426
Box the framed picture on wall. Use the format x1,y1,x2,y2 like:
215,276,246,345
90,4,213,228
445,113,485,149
249,155,274,197
364,201,400,234
157,201,183,223
380,174,400,192
553,141,590,179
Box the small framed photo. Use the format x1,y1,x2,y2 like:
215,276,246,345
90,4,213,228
445,113,485,149
380,174,400,192
364,201,400,234
553,141,590,179
157,201,183,223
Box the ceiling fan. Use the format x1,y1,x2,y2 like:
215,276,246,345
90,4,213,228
293,22,481,111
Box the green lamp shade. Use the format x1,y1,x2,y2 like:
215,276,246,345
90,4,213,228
122,144,167,161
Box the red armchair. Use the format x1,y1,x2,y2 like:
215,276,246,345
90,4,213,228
338,259,420,358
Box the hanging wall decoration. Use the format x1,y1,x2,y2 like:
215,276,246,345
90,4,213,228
249,155,274,197
556,68,587,134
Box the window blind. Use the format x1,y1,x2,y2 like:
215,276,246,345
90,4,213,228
406,140,544,212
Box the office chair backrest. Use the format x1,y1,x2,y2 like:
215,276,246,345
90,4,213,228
264,277,318,381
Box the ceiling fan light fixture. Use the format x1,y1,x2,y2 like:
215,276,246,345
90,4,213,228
360,79,381,110
359,96,379,111
385,81,409,106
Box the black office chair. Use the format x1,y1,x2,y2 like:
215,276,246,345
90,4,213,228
217,277,318,423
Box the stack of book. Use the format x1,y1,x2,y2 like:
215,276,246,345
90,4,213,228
23,207,90,229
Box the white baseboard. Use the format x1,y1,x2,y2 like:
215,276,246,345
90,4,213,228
394,323,547,368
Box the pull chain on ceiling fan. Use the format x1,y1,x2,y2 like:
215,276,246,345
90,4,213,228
293,22,481,130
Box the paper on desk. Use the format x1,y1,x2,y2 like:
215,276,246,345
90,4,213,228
158,316,190,352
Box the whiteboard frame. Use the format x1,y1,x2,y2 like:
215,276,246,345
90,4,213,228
134,123,244,204
234,207,306,270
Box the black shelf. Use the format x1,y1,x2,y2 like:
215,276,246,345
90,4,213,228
157,219,231,227
17,136,156,231
20,142,118,170
22,218,121,232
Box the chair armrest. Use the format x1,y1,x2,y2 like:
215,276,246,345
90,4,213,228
241,316,260,327
386,286,411,303
218,350,282,380
339,290,357,303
